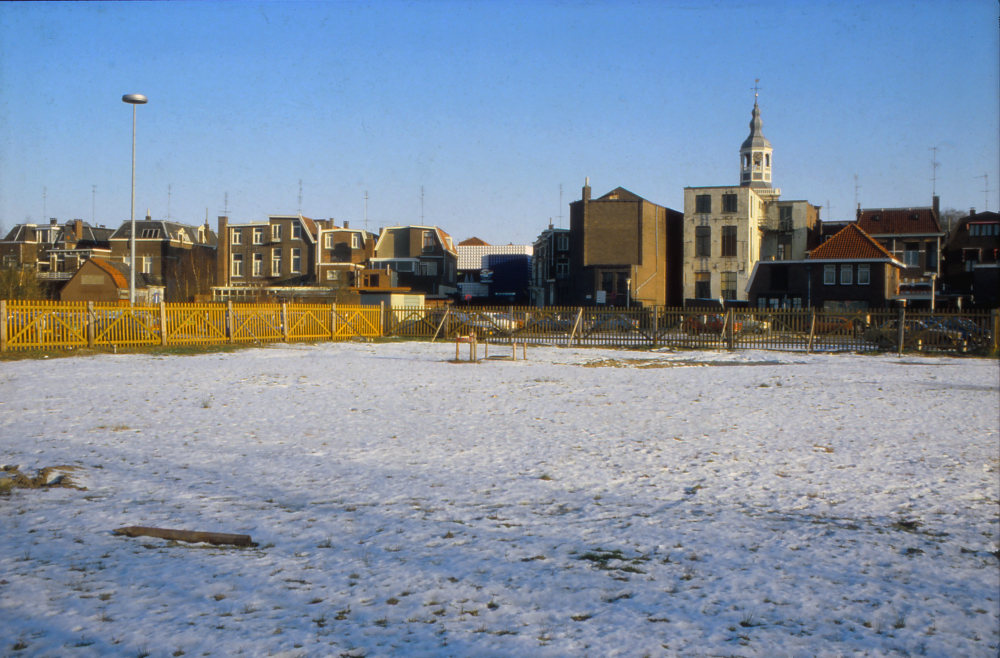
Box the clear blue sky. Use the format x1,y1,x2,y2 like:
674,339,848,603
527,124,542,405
1,1,997,245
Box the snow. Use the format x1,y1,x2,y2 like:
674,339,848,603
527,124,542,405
0,341,997,657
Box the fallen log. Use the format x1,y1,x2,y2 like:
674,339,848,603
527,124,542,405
113,526,256,547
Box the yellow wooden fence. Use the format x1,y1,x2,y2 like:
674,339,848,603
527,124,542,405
0,300,383,351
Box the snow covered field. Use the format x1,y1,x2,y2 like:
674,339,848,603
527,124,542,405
1,341,997,658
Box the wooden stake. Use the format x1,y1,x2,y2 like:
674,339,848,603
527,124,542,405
431,308,451,343
159,301,168,346
568,308,583,347
807,310,816,353
87,301,96,349
113,525,256,547
281,302,289,341
0,300,7,352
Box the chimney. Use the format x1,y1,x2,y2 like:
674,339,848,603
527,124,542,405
74,219,83,240
145,209,152,221
856,203,861,221
970,208,976,216
583,177,591,202
343,220,349,229
50,218,57,226
932,195,940,217
217,216,229,287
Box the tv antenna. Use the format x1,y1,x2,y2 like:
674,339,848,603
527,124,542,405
43,186,47,223
92,185,96,224
825,199,833,223
929,146,940,196
167,184,172,220
420,186,425,223
976,174,992,212
298,180,303,214
558,184,563,227
224,192,229,216
854,174,862,209
364,191,369,232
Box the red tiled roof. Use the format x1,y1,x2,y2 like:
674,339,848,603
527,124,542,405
88,257,128,289
809,224,896,261
459,237,489,246
856,207,942,235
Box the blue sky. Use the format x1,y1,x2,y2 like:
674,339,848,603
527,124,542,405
1,1,997,244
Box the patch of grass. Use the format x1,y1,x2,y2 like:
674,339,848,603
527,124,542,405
571,613,592,622
578,548,626,567
317,537,333,549
212,592,226,601
387,597,399,605
891,606,908,629
538,473,553,481
739,610,758,628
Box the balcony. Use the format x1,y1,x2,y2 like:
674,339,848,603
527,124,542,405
36,271,73,281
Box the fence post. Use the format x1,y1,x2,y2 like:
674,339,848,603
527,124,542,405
568,308,584,347
0,300,6,352
897,307,906,356
807,310,816,353
330,303,337,340
991,309,998,356
431,307,451,343
652,306,659,349
86,301,96,348
225,301,234,344
725,308,734,350
159,301,168,346
380,301,385,338
281,303,289,341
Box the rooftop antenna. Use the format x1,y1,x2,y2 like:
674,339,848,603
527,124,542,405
929,146,940,196
167,184,172,220
364,191,369,232
825,199,833,223
298,179,303,214
92,185,97,224
420,186,425,223
976,174,991,212
43,186,47,224
854,174,862,209
558,184,563,228
224,192,229,216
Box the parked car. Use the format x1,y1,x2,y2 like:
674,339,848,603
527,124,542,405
585,313,639,333
523,313,572,333
864,319,963,348
925,317,989,346
682,314,742,335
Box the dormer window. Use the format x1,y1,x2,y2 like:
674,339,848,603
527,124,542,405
352,233,361,249
422,231,435,252
292,224,302,240
140,229,160,239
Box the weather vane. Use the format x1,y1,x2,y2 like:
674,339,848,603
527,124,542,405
752,78,761,101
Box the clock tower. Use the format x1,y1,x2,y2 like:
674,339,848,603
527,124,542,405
739,90,773,190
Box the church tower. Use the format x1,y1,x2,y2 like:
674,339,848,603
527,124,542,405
739,87,773,189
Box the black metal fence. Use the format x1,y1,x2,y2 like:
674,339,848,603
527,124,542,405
386,306,999,355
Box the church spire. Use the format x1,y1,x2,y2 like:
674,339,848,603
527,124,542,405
740,80,773,189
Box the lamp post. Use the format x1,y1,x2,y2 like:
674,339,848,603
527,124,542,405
122,94,148,305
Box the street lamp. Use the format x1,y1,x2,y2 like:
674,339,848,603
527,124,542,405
122,93,148,305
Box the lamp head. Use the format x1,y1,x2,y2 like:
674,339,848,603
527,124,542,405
122,94,148,105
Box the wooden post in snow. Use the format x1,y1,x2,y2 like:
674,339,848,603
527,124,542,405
86,301,96,349
159,301,168,346
113,526,256,547
897,307,906,356
0,300,7,352
226,301,235,344
281,303,289,341
567,308,583,347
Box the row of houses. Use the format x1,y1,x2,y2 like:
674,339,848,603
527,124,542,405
3,98,998,309
528,98,998,310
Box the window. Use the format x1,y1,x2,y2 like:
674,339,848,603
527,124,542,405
272,224,282,242
721,272,737,300
858,264,870,285
840,264,852,285
556,234,569,251
140,229,160,239
695,226,711,257
252,253,263,276
326,270,340,281
601,272,615,294
142,257,152,274
231,230,242,245
695,194,712,213
291,248,301,274
694,273,711,299
925,243,937,270
292,224,302,240
963,248,980,272
722,194,738,213
771,265,789,289
777,244,790,261
779,206,793,231
352,233,361,249
2,255,17,269
721,226,737,257
324,233,333,249
422,231,435,252
556,260,569,278
419,261,438,276
791,297,802,309
271,248,282,276
231,254,243,277
758,297,767,309
903,243,920,268
823,264,836,285
253,228,264,245
394,261,415,272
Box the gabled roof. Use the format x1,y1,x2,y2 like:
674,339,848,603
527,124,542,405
88,257,129,289
596,187,645,203
374,225,457,256
809,224,897,261
459,237,489,246
857,207,942,235
109,220,217,246
56,222,114,247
